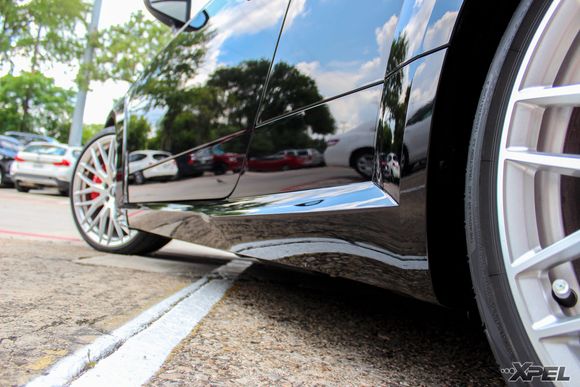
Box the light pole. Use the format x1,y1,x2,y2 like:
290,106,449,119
68,0,103,147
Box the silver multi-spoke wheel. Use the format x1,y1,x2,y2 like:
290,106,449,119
72,133,137,248
497,0,579,381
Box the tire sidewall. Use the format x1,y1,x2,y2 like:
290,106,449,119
466,0,551,380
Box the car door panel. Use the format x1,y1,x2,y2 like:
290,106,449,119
233,85,383,198
124,0,289,203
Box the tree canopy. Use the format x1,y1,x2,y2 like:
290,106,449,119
0,3,173,142
0,71,73,133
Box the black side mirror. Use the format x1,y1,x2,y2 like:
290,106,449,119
144,0,209,31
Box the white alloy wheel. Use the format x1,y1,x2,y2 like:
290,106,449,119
497,0,580,381
71,133,137,248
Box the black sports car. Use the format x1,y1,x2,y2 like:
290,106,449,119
70,0,580,383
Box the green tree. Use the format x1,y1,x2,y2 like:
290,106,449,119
4,0,89,73
0,0,25,71
126,115,151,151
0,72,74,134
91,11,173,85
81,123,102,145
0,0,88,135
379,34,410,156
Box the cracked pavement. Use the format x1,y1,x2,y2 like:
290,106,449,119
0,238,222,386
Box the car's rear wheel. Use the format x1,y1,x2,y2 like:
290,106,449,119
466,0,579,383
70,129,170,255
132,171,145,185
352,149,374,178
14,181,29,193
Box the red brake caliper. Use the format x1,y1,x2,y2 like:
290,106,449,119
89,175,101,200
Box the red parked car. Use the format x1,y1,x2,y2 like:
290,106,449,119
248,150,306,172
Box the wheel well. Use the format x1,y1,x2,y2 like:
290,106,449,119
349,147,374,167
427,0,520,308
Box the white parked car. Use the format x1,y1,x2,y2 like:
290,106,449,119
128,150,178,184
382,152,400,182
10,142,82,196
323,122,376,177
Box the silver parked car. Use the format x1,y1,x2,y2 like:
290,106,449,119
10,142,82,196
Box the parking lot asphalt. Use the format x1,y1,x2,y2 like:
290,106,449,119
0,187,504,386
149,265,504,386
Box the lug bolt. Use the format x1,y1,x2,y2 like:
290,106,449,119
552,279,578,308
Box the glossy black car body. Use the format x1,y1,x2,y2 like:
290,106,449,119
109,0,522,306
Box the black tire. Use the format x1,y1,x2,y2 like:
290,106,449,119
465,0,546,380
400,145,411,175
351,149,374,178
0,166,9,188
213,163,227,175
133,171,145,185
14,180,29,193
76,225,172,256
71,129,171,255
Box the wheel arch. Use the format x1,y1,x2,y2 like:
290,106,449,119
426,0,522,308
349,147,374,168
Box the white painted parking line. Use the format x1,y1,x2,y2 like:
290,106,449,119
28,260,251,387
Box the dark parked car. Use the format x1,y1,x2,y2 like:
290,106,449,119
0,135,22,187
70,0,580,382
4,131,59,145
176,147,244,178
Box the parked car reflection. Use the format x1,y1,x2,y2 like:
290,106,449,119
324,122,376,178
248,149,324,172
128,150,178,185
174,145,244,179
380,152,400,183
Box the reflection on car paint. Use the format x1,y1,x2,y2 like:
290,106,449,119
128,131,249,203
124,0,289,202
375,49,446,202
127,179,435,302
234,86,382,197
388,0,461,67
259,0,404,122
118,0,466,302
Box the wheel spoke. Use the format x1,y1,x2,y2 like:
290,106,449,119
73,187,96,196
90,148,109,182
77,172,104,191
515,84,580,106
511,230,580,275
96,141,113,181
82,211,101,233
79,161,100,180
83,199,104,220
112,214,125,239
74,198,104,207
504,148,580,177
98,207,109,244
533,315,580,339
106,215,114,245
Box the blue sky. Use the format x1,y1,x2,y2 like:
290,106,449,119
94,0,457,126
